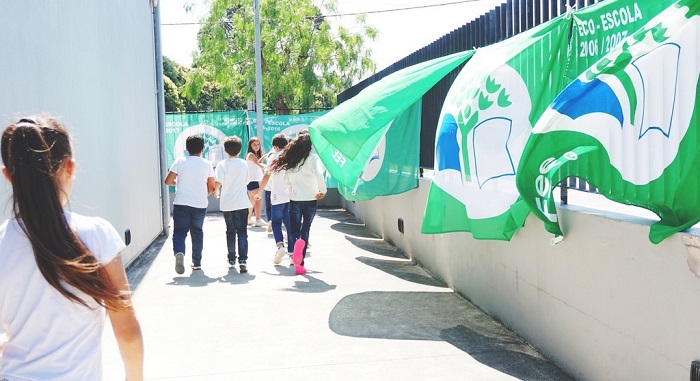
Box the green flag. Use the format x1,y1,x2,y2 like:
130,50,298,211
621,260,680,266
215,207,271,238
516,0,700,243
308,50,475,193
421,15,571,240
566,0,679,83
337,100,421,201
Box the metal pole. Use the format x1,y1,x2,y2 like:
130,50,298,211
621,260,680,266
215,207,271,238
254,0,264,143
152,0,170,236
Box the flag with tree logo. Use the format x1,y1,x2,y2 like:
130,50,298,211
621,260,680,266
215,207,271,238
566,0,679,84
516,0,700,243
309,50,474,197
421,15,571,240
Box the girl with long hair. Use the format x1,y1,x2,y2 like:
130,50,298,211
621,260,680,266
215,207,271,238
0,116,143,380
245,137,265,226
269,132,326,275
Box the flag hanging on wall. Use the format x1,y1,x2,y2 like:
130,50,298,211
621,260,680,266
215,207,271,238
309,50,474,198
421,14,571,240
337,100,422,201
565,0,679,84
516,0,700,243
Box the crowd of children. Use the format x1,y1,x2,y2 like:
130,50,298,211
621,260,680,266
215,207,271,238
166,131,326,277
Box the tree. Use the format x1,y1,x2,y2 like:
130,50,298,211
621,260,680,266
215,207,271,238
184,0,377,114
164,75,184,112
163,56,187,88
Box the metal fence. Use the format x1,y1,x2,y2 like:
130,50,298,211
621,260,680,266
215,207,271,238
338,0,602,171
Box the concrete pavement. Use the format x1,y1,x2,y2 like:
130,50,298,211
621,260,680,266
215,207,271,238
102,209,572,380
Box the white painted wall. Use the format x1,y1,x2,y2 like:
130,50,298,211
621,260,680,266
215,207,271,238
0,1,164,265
345,179,700,380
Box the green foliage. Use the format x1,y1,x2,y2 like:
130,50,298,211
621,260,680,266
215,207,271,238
164,75,184,112
186,0,376,114
164,55,245,112
163,56,186,87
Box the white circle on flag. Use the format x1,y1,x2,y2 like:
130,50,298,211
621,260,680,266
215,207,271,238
360,137,386,182
173,124,228,167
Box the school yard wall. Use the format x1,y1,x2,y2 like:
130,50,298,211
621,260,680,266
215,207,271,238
0,2,164,265
344,178,700,380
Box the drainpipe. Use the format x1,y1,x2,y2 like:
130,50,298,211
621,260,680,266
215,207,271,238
152,0,170,236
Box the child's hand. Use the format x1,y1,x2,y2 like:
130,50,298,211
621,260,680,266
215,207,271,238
214,190,220,199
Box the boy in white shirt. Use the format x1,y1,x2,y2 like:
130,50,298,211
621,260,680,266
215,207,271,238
165,135,216,274
214,136,252,272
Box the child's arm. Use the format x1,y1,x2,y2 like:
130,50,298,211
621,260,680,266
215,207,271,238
247,152,265,169
255,172,271,200
164,171,177,186
103,254,143,381
214,182,222,198
207,177,216,195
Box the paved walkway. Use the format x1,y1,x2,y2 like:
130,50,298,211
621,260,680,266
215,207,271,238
103,209,572,380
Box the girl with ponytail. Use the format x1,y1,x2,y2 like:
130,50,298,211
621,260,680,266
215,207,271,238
0,116,143,380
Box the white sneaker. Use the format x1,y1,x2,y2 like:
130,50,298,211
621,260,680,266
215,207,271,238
255,219,263,227
273,247,286,265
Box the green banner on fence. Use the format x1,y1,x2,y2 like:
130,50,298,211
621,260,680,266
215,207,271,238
165,111,249,169
247,111,329,153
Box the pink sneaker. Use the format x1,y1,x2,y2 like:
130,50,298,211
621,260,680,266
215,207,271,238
292,238,305,274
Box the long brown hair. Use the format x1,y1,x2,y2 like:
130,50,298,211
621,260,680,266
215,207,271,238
269,132,312,172
246,137,264,159
1,116,129,310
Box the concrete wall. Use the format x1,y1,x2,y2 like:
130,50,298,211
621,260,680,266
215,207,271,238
344,179,700,380
0,1,164,265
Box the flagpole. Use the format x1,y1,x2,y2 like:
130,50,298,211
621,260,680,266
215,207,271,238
254,0,263,143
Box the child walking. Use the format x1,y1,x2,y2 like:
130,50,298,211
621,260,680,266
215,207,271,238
255,133,291,265
164,135,216,273
269,132,326,275
0,116,143,380
245,137,265,226
214,136,251,273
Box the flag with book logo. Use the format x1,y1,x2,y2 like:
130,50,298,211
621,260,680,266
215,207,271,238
516,0,700,243
421,15,571,240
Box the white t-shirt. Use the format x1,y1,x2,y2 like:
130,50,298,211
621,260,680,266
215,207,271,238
283,153,327,201
246,152,264,183
215,157,252,212
169,155,214,209
263,154,274,192
0,212,125,381
266,151,290,206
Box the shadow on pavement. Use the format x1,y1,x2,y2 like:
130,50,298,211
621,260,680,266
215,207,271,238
317,208,356,223
126,234,167,291
356,256,447,288
219,268,256,284
330,221,380,239
345,235,406,259
329,291,572,381
283,274,337,293
167,270,219,287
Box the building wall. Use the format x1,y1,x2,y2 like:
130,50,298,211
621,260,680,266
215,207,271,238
344,179,700,380
0,1,164,265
